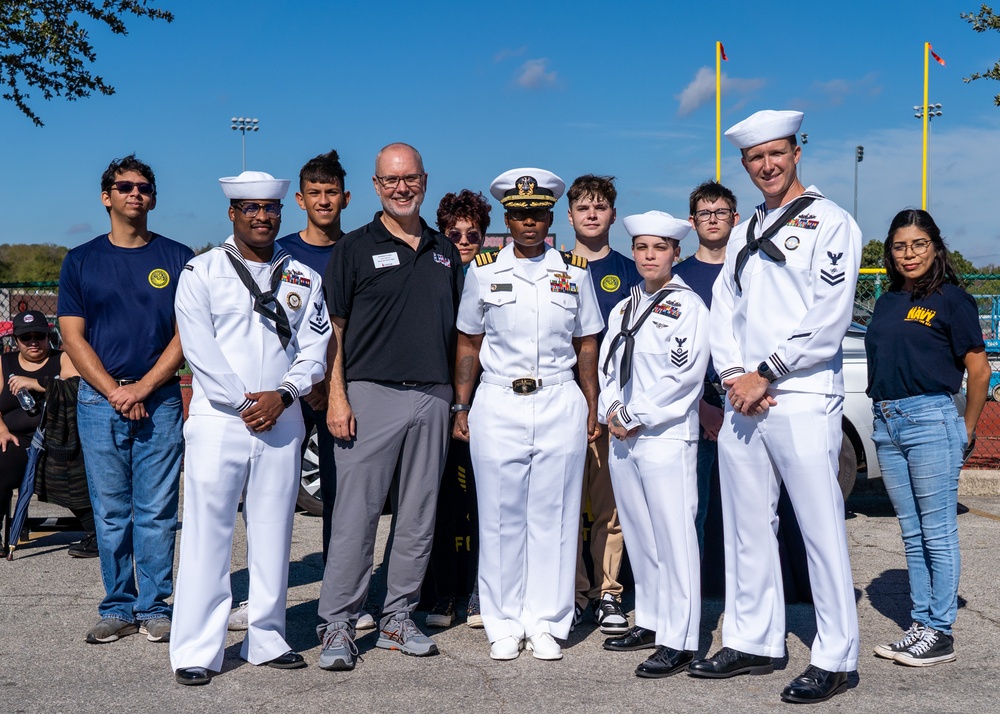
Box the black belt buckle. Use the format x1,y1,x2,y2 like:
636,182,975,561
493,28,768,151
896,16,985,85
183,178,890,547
512,378,537,394
115,379,137,386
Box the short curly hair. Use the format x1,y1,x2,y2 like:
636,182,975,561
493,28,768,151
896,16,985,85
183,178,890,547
436,189,492,233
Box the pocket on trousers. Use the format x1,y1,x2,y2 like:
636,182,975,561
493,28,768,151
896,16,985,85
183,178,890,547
901,406,946,427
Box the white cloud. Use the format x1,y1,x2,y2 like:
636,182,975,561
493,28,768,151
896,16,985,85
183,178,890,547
494,46,527,63
66,222,91,234
676,67,765,117
515,59,557,89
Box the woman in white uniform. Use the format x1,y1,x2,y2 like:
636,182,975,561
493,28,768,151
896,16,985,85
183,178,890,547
599,211,710,678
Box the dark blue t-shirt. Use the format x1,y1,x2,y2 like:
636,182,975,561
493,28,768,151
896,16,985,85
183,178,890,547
673,255,724,383
276,231,340,278
865,284,984,402
58,233,194,380
587,249,642,340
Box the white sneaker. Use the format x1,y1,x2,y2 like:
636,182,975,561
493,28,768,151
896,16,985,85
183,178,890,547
489,636,523,661
356,611,376,630
526,632,562,661
227,601,249,631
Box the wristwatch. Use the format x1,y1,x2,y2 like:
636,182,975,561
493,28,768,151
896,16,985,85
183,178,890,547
450,403,471,414
277,388,295,408
757,361,778,383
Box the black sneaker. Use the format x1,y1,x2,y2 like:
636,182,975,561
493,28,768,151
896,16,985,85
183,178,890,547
873,622,925,659
68,534,99,559
895,627,956,667
591,593,629,635
425,597,455,628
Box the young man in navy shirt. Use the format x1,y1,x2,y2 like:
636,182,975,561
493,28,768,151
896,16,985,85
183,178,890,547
567,174,641,639
59,155,193,645
672,181,739,551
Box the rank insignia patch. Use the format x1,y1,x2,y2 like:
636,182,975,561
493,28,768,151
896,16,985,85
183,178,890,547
670,337,689,367
286,292,303,310
784,236,801,250
600,275,621,292
491,283,513,292
309,299,331,335
433,252,452,268
827,251,843,265
652,301,681,319
281,269,312,287
820,269,845,286
550,279,579,294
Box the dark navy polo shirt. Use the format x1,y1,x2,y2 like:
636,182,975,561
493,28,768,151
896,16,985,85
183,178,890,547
325,212,463,385
586,249,642,341
276,231,341,278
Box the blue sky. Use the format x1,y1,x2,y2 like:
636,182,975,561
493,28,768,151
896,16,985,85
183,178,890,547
1,0,998,266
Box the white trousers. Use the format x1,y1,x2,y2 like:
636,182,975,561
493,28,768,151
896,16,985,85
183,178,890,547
717,391,859,672
610,436,700,651
169,414,304,671
470,381,587,642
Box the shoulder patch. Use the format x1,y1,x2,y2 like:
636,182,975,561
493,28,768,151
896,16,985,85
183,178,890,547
475,251,497,267
561,251,588,269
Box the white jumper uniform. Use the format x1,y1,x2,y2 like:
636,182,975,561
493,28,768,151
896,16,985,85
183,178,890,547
169,238,329,671
457,244,603,642
709,187,861,672
599,277,709,652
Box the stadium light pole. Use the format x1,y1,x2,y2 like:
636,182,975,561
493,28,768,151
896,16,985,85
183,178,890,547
230,117,260,172
854,146,864,220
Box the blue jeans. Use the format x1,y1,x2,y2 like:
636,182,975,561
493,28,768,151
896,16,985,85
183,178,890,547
77,379,183,622
872,393,965,633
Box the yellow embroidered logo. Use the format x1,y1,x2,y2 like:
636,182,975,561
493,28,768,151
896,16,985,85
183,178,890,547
904,306,936,327
148,269,170,288
600,275,621,293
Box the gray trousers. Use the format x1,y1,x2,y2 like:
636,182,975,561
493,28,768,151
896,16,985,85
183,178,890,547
316,381,451,634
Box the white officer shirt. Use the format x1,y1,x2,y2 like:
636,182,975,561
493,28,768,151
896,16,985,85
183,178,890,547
710,187,861,395
456,244,604,378
175,237,330,418
599,275,710,440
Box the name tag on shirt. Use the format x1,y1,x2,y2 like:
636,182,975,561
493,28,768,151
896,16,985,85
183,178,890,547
373,252,400,269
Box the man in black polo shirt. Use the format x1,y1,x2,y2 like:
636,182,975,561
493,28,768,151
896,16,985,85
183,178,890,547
316,143,463,672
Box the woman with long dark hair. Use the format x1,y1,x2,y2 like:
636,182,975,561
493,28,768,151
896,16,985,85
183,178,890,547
865,209,989,666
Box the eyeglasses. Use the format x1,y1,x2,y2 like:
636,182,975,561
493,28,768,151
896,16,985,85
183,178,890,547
375,173,426,190
507,208,550,222
446,229,482,244
110,181,155,196
890,239,932,256
693,208,734,223
17,332,47,343
233,202,283,217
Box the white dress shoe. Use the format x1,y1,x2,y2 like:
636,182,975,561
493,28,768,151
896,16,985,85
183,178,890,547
526,632,562,660
489,636,523,660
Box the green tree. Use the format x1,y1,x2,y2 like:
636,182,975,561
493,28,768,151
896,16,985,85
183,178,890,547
962,4,1000,106
950,249,978,275
861,239,884,268
1,1,173,127
0,243,68,282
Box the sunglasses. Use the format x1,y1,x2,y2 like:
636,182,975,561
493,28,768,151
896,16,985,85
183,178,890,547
446,229,483,244
233,202,283,217
17,332,48,342
110,181,155,196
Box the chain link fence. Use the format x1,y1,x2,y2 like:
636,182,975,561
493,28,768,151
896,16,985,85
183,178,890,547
5,276,999,468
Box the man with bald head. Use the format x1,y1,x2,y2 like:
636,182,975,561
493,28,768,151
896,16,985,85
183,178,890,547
316,143,464,672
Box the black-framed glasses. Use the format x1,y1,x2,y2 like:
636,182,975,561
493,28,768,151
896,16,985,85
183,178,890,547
233,201,283,217
446,229,483,244
693,208,734,222
507,208,550,222
375,173,426,190
17,332,48,343
890,239,932,256
110,181,155,196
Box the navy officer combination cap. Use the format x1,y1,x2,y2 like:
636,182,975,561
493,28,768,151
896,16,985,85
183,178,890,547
490,168,565,209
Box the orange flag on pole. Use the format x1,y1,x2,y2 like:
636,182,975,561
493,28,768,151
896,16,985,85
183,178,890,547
720,43,728,61
929,44,945,66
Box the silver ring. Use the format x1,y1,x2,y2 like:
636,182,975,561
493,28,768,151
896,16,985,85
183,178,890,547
258,418,265,424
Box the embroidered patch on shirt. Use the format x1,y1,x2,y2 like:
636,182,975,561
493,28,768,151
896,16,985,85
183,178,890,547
600,275,621,292
310,298,331,335
550,279,579,294
281,269,312,287
373,252,400,269
904,306,936,327
820,269,845,286
433,252,452,268
652,301,681,319
827,251,844,266
491,283,513,292
670,337,689,367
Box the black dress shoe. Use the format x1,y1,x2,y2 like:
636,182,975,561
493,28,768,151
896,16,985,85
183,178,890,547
780,665,849,703
265,651,306,669
635,646,694,678
604,626,657,651
687,647,774,678
175,667,211,686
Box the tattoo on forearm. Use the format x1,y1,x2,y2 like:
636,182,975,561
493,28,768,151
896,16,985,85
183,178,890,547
457,355,475,385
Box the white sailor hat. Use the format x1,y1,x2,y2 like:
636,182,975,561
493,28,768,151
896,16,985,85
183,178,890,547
622,211,691,241
724,110,804,150
490,168,565,208
219,170,290,200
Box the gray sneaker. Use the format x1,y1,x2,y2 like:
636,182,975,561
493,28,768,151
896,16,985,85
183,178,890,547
139,617,171,642
376,613,439,656
228,601,249,631
356,611,376,630
319,623,358,671
86,617,138,644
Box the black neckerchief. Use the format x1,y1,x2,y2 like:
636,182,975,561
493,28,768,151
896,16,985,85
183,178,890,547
223,243,292,350
733,192,820,291
603,284,679,389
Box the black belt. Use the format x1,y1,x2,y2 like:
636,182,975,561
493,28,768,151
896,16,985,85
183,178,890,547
114,379,138,386
703,380,725,396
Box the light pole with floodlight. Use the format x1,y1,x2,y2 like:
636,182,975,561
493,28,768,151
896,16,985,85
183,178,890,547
230,117,259,172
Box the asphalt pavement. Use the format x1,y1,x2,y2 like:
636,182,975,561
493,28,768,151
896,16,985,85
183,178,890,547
2,487,999,714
